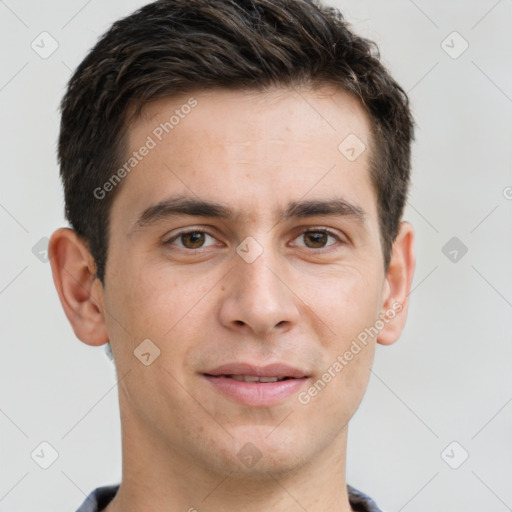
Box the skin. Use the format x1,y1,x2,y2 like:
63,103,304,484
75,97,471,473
50,85,415,512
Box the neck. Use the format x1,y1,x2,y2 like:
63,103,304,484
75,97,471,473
104,394,354,512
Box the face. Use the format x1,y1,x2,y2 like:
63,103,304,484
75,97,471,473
99,86,392,477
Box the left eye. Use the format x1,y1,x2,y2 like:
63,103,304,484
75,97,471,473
293,229,340,249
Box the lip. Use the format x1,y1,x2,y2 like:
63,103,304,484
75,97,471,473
204,362,308,379
202,362,310,407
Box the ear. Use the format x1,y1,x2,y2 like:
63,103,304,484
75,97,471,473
376,221,415,346
49,228,109,346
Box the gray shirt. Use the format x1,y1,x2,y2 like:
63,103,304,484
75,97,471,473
75,483,383,511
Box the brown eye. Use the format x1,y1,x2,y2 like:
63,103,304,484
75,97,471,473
294,229,340,249
303,231,328,248
166,230,216,250
180,232,206,249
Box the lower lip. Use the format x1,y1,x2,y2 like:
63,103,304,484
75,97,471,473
203,375,309,407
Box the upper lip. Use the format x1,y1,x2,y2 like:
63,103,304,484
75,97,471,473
203,362,308,379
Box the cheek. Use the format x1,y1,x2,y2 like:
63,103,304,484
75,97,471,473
300,329,377,429
104,261,217,356
299,267,380,405
103,266,210,409
300,265,382,341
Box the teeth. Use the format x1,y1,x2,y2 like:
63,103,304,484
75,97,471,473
229,375,282,383
231,375,259,382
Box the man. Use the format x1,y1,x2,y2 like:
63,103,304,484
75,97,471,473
49,0,415,511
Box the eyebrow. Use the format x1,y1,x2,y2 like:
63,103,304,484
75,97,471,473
133,195,366,230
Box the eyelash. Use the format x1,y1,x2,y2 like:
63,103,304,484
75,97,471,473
163,227,345,252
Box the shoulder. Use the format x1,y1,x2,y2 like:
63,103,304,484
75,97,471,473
74,484,120,512
347,484,384,512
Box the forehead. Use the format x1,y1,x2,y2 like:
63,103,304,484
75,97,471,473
136,85,372,152
113,85,378,229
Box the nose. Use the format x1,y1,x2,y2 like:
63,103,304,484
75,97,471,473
218,243,300,337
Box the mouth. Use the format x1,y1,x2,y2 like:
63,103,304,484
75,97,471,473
205,374,294,383
202,362,310,406
204,362,308,379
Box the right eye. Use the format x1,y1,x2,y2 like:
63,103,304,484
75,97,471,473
164,229,218,250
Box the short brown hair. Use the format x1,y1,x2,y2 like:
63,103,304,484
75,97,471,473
58,0,414,284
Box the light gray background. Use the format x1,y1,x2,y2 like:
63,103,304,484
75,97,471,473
1,1,511,511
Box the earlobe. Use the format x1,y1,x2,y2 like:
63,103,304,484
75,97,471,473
49,228,109,347
377,221,415,346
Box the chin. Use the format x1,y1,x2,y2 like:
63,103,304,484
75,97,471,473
203,424,313,478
